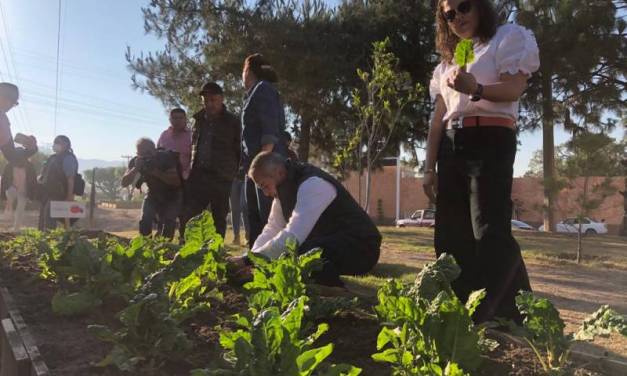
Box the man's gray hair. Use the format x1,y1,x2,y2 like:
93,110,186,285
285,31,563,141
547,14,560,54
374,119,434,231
248,151,287,177
136,137,155,150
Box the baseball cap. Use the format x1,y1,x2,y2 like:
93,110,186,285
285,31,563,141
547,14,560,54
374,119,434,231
199,82,223,96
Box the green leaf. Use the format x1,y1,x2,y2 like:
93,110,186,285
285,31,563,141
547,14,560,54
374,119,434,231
51,290,102,316
465,289,486,316
296,343,334,376
454,39,475,67
372,348,399,363
320,364,362,376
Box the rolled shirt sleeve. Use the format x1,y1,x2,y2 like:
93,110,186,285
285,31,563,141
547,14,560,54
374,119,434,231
251,177,337,260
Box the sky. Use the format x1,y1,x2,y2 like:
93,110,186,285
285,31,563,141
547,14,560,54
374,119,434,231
0,0,622,176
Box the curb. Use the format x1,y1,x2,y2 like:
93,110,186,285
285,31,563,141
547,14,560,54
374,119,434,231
0,287,50,376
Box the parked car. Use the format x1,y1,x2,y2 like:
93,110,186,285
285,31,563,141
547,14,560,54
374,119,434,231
511,219,536,231
538,217,608,235
396,209,435,228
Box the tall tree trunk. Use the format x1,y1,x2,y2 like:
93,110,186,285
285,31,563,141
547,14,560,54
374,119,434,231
577,176,589,264
541,66,556,232
364,156,372,214
298,114,312,162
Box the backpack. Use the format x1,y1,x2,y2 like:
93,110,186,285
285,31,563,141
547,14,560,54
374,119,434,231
74,173,85,196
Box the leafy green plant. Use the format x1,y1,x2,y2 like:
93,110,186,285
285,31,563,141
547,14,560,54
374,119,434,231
89,292,192,372
517,293,627,375
88,211,228,372
454,39,474,68
515,291,572,374
196,297,361,376
372,254,485,375
575,305,627,341
244,239,322,313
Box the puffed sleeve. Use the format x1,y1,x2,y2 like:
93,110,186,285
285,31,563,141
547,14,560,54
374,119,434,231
429,62,445,102
495,24,540,77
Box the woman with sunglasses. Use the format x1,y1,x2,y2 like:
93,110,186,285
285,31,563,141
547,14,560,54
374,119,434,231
423,0,539,323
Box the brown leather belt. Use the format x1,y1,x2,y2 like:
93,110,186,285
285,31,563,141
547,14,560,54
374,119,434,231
446,116,516,130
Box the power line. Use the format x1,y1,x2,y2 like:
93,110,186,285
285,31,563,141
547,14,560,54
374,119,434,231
53,0,63,137
0,1,33,133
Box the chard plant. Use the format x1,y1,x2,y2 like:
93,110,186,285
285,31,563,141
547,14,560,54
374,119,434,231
516,292,627,375
372,254,486,375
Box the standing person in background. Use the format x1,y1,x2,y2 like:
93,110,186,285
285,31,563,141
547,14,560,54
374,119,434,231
2,146,37,231
180,82,241,239
282,130,299,161
121,138,182,239
0,83,38,164
423,0,539,323
241,54,288,247
38,135,79,230
158,108,192,180
229,167,248,246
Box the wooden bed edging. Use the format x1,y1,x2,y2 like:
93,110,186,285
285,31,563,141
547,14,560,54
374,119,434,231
488,329,627,375
0,287,50,376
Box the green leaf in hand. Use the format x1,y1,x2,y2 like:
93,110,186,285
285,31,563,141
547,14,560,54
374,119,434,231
454,39,475,68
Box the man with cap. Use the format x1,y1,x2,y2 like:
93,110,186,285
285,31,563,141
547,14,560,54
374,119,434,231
179,82,241,238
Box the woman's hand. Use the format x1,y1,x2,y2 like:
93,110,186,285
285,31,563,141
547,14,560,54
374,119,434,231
422,171,438,204
447,67,478,95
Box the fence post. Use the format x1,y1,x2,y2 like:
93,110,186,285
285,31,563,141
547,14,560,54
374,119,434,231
89,168,96,229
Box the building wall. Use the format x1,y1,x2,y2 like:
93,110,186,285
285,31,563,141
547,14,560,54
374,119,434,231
342,166,625,234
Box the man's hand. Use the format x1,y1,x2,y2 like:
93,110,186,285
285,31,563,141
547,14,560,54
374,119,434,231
446,67,478,95
226,256,253,284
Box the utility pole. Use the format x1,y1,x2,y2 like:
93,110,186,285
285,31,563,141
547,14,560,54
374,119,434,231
121,155,133,201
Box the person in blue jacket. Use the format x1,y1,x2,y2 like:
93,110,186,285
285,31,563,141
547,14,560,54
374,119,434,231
241,53,288,247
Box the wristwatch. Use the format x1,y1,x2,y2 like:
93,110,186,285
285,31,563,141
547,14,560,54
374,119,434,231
470,83,483,102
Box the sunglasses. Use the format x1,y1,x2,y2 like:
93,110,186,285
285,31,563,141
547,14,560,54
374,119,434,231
443,0,473,23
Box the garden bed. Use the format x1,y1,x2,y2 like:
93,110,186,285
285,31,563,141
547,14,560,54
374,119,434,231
0,229,624,375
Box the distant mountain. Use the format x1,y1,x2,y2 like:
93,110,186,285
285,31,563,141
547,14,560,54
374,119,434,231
79,159,126,172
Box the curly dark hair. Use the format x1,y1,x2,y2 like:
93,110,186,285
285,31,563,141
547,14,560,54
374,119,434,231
435,0,499,63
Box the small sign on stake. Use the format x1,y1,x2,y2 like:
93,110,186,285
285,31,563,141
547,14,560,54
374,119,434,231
49,201,87,219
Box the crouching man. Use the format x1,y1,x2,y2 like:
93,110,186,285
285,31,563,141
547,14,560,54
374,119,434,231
121,138,183,239
229,151,381,286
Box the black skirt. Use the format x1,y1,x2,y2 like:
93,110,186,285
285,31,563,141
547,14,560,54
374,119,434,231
435,125,531,323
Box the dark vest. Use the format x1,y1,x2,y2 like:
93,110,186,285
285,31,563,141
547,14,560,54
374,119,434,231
276,161,381,244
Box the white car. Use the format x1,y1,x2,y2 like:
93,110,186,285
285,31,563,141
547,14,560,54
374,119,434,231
396,209,436,228
511,220,536,231
538,217,608,235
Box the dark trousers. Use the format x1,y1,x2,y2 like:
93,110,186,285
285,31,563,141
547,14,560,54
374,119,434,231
298,233,381,287
140,193,182,239
245,176,272,248
230,179,249,238
435,126,531,323
180,170,231,238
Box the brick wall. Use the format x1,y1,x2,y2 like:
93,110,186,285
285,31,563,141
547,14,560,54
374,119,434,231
342,166,625,234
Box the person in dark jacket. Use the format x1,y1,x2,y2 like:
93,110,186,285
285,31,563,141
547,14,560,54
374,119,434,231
121,138,182,239
229,152,381,287
179,82,241,238
241,54,288,247
38,135,79,230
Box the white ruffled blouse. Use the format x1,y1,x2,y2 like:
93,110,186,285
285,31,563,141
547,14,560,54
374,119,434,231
429,23,540,123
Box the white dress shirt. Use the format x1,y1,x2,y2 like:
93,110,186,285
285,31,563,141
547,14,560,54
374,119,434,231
429,23,540,123
251,176,337,259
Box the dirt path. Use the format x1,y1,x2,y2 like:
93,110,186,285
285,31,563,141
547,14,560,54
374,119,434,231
376,247,627,359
